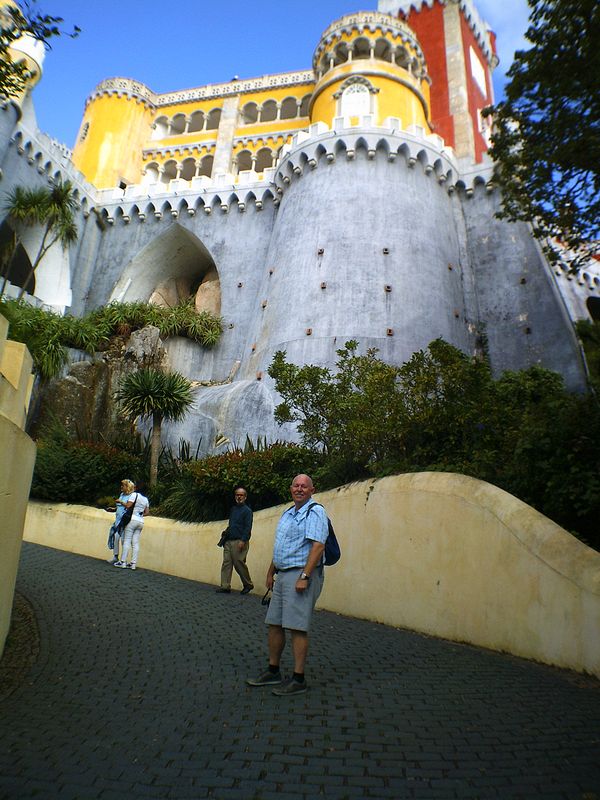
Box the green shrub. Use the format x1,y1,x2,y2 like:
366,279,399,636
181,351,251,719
31,423,145,505
158,443,325,522
0,297,223,379
576,319,600,392
270,339,600,550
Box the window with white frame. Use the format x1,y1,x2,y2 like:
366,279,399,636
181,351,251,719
340,83,371,117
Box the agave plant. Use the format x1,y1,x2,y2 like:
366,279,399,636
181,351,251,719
0,297,68,378
185,309,223,346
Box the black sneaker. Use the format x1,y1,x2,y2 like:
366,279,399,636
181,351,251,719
215,587,231,593
272,679,307,696
246,669,282,686
240,586,253,595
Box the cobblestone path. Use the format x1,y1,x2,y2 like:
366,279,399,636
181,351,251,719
1,543,598,799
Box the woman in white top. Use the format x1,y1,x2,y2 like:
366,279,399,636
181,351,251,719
114,483,150,570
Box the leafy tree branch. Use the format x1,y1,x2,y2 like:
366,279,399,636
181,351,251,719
0,1,79,99
484,0,600,269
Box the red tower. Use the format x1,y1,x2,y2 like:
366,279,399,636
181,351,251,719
378,0,498,163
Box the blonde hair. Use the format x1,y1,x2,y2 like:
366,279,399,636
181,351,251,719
121,479,135,494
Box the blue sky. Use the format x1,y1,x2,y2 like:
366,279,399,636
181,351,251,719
30,0,531,148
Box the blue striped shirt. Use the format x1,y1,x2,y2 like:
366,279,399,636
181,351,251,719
272,501,329,570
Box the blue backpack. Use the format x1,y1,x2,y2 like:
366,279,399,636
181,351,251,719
307,502,341,566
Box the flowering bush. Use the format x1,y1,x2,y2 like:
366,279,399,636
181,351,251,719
158,443,325,522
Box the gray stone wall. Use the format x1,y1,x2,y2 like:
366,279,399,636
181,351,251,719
461,186,586,391
246,147,477,382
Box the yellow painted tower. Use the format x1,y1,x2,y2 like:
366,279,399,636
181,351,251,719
310,11,431,131
1,0,45,109
72,79,156,188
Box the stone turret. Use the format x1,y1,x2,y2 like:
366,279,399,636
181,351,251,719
72,78,156,188
310,10,431,133
0,0,46,164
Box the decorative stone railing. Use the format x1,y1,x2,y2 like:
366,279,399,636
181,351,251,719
86,72,316,111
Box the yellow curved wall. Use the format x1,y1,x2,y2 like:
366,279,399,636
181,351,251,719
311,66,431,130
23,473,600,677
0,315,36,659
72,94,155,188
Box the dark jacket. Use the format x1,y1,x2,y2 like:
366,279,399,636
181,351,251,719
225,504,253,542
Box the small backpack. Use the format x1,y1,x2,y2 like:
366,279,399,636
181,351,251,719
307,502,341,566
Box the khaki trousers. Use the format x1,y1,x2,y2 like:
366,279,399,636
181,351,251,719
220,540,253,590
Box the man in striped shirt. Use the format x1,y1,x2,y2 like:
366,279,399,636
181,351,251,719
246,474,329,696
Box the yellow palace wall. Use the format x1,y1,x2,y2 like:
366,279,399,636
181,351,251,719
24,473,600,678
311,67,431,130
74,81,316,186
73,54,434,188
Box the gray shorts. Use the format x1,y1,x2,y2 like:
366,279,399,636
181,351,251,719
265,567,324,632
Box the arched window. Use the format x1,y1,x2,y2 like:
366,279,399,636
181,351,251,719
206,108,221,130
255,147,274,173
280,97,298,120
171,114,187,135
340,83,371,117
241,102,258,124
299,95,311,117
162,160,177,183
152,117,169,140
260,100,278,122
236,150,253,173
333,42,349,66
198,154,214,178
181,157,196,181
353,37,371,60
188,111,205,133
394,46,410,69
375,38,392,62
143,162,160,184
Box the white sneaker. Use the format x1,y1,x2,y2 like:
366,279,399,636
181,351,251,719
113,560,126,568
127,563,136,570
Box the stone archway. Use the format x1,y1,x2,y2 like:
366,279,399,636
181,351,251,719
0,220,34,294
110,224,221,316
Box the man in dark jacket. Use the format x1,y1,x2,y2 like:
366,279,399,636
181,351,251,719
216,486,254,595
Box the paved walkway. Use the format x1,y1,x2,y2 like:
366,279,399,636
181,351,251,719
1,543,599,800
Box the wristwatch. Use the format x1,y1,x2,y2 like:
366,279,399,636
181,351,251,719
299,572,310,581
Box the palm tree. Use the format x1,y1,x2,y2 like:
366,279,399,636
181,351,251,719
116,367,194,487
1,179,78,299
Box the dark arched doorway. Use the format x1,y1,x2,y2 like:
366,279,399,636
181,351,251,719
0,220,35,294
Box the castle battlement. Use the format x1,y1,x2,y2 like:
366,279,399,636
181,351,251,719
87,119,500,225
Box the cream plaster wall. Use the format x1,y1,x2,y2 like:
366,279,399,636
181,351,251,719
0,315,36,658
24,473,600,677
